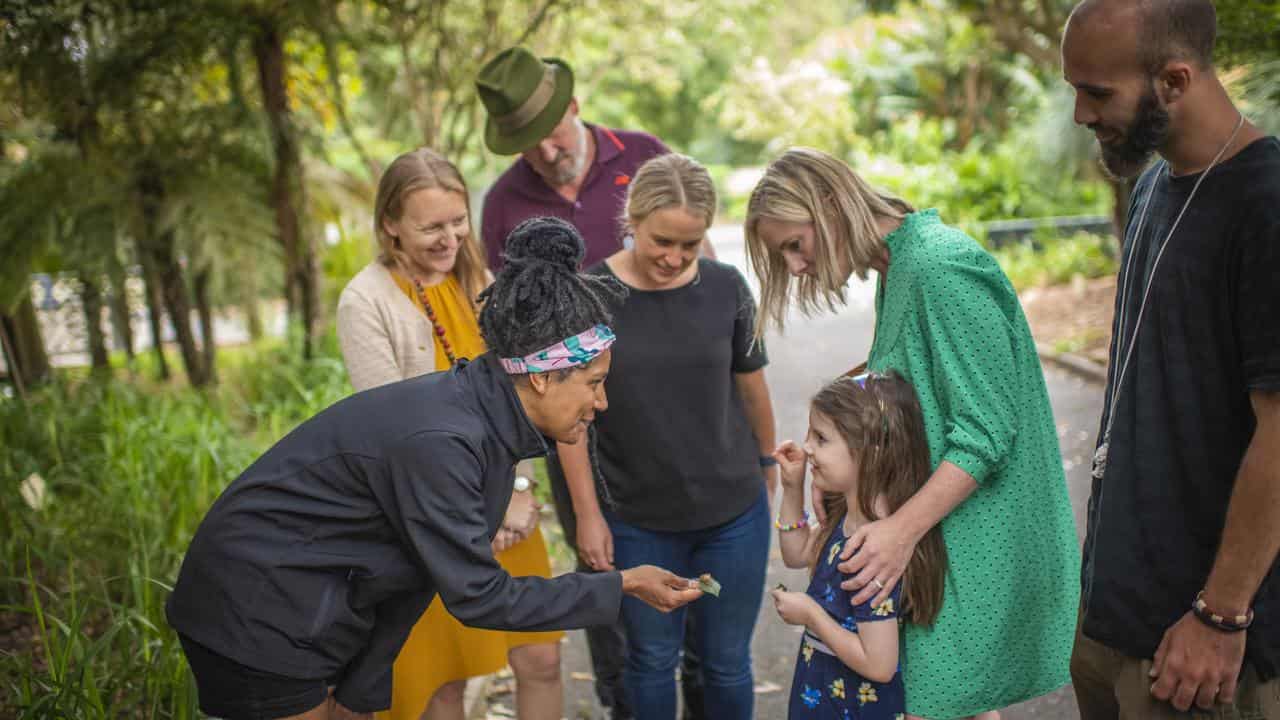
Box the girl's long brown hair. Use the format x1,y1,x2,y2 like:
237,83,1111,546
372,147,488,310
808,371,948,626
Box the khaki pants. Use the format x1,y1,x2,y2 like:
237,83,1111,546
1071,612,1280,719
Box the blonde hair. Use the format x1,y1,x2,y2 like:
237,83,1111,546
744,148,913,341
623,153,717,232
372,148,487,310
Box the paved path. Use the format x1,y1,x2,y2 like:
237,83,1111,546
484,226,1103,719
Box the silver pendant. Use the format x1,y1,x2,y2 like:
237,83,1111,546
1091,441,1108,481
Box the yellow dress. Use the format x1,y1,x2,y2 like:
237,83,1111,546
380,273,563,720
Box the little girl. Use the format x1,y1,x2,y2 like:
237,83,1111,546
771,371,947,720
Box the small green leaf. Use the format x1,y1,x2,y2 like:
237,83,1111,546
698,574,721,597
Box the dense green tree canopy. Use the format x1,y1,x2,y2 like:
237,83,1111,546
1,0,1276,382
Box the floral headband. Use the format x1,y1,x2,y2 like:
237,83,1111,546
500,324,616,375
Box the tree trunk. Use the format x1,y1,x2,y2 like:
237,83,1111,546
78,272,112,374
1,293,52,392
193,268,218,385
107,262,136,363
0,314,26,400
151,233,208,387
244,292,265,342
138,176,209,387
253,16,319,360
138,249,171,381
957,59,980,150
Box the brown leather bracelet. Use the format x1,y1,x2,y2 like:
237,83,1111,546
1192,590,1253,632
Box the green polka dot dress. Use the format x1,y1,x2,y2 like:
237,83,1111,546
868,210,1079,718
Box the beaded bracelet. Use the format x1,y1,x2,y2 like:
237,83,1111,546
1191,590,1253,633
775,511,812,532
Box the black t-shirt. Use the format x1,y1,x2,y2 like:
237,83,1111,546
586,257,768,531
1082,137,1280,677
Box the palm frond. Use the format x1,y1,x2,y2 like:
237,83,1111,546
0,141,129,307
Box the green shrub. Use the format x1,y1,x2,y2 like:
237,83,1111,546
716,115,1110,227
993,231,1118,290
1,337,352,718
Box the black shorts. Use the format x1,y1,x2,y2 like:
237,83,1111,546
178,634,329,719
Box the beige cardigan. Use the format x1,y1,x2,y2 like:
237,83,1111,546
336,261,442,392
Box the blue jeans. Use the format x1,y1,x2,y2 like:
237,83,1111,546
606,490,771,720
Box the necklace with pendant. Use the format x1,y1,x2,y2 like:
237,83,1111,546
1092,113,1245,481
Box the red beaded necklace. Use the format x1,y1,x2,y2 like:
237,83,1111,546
411,276,457,366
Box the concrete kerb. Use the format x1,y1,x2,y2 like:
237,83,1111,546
1035,341,1107,384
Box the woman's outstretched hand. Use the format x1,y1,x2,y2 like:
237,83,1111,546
837,514,917,607
620,565,703,612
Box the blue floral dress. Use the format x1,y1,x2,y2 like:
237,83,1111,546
787,524,906,720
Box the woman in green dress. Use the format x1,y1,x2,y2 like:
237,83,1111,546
744,148,1078,720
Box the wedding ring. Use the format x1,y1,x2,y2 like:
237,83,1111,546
871,579,885,590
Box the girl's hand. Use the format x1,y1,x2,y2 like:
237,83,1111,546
770,588,821,627
772,441,807,490
837,513,918,607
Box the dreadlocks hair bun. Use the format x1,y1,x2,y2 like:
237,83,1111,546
479,216,628,361
504,216,586,271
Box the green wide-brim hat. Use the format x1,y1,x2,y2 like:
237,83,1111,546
477,47,575,156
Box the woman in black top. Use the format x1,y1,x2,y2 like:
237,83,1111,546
557,154,779,720
165,218,702,720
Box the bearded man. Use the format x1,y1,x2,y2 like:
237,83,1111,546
474,47,715,720
1062,1,1280,718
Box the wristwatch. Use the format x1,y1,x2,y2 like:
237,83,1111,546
513,475,532,493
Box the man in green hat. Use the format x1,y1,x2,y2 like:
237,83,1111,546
476,46,713,720
476,45,713,271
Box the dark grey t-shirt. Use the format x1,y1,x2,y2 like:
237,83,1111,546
587,257,768,531
1082,137,1280,678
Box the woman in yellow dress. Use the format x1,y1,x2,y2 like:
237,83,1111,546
337,147,564,720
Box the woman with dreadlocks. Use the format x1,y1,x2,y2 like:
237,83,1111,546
166,217,703,720
336,148,566,720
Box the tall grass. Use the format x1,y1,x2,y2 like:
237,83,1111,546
1,336,352,719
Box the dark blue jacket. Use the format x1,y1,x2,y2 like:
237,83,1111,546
166,353,622,711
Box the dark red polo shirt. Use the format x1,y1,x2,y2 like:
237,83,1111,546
480,124,670,271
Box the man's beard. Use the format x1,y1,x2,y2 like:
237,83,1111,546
1097,86,1171,180
547,120,589,186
